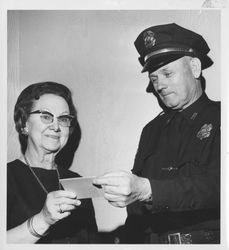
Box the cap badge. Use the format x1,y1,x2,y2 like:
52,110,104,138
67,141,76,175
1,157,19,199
143,30,156,49
196,124,213,140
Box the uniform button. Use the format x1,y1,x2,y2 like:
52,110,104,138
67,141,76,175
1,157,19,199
161,166,178,171
161,205,169,211
114,237,120,244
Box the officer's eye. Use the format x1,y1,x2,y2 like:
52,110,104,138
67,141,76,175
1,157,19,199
149,76,158,84
164,72,173,78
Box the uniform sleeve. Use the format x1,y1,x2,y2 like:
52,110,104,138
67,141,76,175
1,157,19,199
149,119,220,212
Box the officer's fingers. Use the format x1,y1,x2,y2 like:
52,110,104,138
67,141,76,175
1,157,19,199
108,200,127,208
93,176,121,186
101,170,131,177
103,184,131,196
93,171,132,185
103,185,120,195
103,192,127,202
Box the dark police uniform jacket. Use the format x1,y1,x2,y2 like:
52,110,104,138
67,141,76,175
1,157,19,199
125,92,220,243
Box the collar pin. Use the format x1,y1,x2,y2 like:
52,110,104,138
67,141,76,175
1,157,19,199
190,112,198,120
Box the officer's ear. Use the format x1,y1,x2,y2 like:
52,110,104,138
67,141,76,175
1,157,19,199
190,57,201,79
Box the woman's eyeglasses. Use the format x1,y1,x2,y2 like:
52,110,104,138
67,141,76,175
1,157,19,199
29,110,74,127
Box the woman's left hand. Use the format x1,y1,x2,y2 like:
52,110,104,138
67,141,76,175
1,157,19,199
39,190,81,227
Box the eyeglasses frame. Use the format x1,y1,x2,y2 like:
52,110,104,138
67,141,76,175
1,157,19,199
29,110,74,127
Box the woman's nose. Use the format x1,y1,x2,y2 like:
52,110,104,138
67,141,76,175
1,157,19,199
50,118,61,132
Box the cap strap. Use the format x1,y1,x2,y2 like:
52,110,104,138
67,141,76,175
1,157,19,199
144,47,196,62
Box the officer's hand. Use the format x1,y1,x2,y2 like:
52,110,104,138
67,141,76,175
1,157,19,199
93,171,152,207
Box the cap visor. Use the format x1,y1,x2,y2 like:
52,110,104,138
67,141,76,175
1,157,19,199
142,54,185,73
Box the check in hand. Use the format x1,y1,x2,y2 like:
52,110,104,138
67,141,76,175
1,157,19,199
93,171,152,208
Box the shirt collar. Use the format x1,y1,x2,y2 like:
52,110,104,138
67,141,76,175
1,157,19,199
163,92,210,126
180,92,210,124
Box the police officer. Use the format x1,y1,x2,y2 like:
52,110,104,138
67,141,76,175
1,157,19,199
93,23,220,244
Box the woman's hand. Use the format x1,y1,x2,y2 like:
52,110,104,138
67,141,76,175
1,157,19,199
7,190,81,243
39,190,81,227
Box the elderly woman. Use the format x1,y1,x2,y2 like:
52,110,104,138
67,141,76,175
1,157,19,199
7,81,98,243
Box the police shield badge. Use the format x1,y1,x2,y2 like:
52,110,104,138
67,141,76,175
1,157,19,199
143,30,156,49
197,124,213,140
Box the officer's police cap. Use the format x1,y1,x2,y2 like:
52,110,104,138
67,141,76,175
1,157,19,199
134,23,213,74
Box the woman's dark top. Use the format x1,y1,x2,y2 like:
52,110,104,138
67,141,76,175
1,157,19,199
7,159,98,243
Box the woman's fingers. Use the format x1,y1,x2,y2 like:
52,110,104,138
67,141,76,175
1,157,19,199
54,196,81,206
58,203,77,213
51,190,77,199
47,191,81,210
58,211,71,219
41,190,81,225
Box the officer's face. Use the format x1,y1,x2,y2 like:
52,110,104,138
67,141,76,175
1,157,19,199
148,56,202,110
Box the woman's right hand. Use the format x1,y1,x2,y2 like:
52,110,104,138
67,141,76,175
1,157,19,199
7,190,81,243
38,190,81,227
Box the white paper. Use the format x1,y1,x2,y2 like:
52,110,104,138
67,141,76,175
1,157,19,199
60,176,103,199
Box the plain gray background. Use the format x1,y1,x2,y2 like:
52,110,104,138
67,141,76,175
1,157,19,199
7,10,220,231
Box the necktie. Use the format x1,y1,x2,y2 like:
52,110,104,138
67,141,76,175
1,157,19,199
166,111,186,168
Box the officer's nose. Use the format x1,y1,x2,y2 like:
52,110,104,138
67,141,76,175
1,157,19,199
156,77,167,93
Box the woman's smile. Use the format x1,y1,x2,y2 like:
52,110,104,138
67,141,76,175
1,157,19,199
45,134,60,140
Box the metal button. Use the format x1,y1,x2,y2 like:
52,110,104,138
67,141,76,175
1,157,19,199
161,166,178,171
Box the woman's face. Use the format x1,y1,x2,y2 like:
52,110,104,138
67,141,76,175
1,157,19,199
26,94,71,154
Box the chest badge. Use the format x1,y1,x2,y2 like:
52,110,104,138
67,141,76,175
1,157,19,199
196,124,213,140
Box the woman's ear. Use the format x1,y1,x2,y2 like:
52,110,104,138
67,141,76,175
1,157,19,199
190,57,202,79
21,126,29,135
